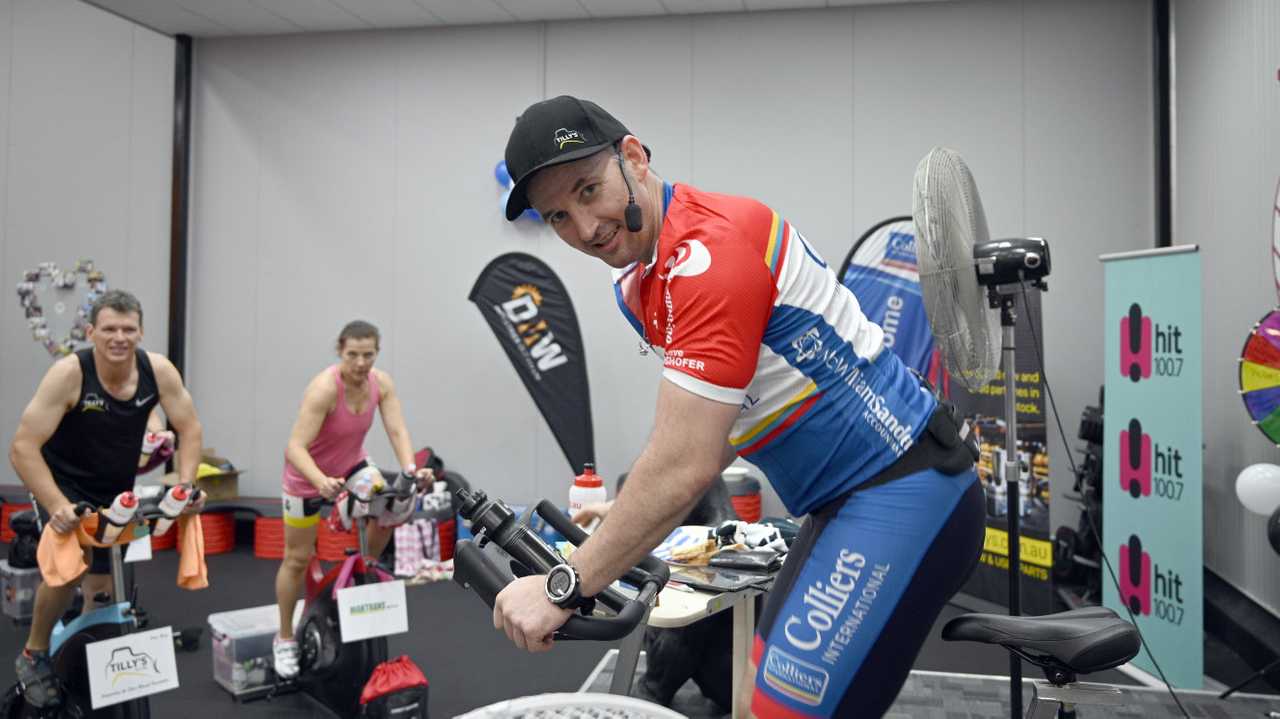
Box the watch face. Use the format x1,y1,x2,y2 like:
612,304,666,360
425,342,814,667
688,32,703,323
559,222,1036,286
548,568,573,597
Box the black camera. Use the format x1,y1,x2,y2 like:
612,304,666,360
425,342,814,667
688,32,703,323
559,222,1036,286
973,237,1050,287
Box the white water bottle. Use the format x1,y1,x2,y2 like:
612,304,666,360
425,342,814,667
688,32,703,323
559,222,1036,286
569,463,607,532
152,485,191,537
97,492,139,544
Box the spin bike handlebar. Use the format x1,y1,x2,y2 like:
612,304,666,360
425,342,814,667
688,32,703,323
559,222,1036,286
452,488,669,642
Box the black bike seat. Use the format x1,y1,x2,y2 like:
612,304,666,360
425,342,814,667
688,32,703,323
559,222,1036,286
941,607,1140,674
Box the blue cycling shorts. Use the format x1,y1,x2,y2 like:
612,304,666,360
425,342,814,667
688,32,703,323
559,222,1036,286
752,429,984,718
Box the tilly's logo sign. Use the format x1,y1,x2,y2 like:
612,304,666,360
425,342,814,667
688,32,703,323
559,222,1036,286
1120,303,1183,382
1118,534,1185,626
104,647,159,686
553,128,583,150
81,393,107,413
499,284,568,376
1118,418,1185,501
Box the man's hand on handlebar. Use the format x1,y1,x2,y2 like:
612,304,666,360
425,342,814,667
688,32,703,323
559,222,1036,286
48,501,85,534
182,489,206,515
314,475,345,501
493,575,573,653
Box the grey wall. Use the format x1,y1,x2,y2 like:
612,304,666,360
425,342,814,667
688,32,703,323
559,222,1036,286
1175,0,1280,615
0,0,173,471
189,0,1155,522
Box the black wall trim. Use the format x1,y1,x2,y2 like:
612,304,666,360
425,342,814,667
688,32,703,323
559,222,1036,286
1154,0,1172,248
168,35,192,375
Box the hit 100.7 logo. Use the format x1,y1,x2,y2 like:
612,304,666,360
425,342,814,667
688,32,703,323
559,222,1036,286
1120,303,1184,381
1118,417,1185,501
1119,534,1185,626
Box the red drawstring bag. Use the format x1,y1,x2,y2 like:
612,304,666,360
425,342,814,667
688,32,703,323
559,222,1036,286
359,655,429,718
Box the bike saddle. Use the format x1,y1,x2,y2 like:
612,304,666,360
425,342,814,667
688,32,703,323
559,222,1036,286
941,607,1140,682
452,488,669,642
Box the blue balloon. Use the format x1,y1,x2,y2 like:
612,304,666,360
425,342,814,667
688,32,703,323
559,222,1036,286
494,160,511,187
521,208,541,222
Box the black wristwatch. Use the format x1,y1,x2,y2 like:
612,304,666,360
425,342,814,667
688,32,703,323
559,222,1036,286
545,563,583,609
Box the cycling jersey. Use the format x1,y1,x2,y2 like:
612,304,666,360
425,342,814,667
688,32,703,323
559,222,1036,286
613,184,937,516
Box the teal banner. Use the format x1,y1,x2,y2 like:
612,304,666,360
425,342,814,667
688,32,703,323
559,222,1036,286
1102,246,1203,688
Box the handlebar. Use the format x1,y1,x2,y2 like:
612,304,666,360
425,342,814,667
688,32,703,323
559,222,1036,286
451,488,669,642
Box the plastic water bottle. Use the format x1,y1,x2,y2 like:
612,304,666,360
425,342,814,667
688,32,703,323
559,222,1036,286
569,463,607,532
152,485,190,537
97,492,139,544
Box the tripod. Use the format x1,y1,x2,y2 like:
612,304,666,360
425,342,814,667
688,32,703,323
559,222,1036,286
985,279,1046,719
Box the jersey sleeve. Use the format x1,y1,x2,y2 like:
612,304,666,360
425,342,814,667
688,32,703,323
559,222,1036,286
660,227,775,405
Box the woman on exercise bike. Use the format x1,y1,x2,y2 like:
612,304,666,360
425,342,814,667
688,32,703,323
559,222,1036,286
273,320,432,681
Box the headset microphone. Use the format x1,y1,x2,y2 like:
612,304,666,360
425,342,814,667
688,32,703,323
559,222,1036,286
617,152,643,233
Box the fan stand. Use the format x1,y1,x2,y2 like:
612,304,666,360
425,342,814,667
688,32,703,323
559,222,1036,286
986,281,1044,719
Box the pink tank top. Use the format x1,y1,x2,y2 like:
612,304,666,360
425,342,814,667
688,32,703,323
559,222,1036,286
282,366,380,497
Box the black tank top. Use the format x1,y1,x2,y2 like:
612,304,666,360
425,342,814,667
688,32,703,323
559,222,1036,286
42,349,160,506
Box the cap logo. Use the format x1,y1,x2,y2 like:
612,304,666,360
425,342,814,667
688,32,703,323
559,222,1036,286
554,128,584,150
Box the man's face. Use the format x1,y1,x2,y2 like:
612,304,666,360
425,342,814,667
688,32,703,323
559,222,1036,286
338,337,378,381
87,308,142,363
527,149,650,269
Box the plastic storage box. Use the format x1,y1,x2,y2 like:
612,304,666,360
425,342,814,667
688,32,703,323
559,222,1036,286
208,604,281,698
1,559,39,623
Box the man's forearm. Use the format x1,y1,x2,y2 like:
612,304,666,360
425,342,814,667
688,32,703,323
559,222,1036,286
176,423,203,485
569,454,714,596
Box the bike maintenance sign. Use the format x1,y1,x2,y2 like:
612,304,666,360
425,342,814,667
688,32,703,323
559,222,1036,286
338,580,409,643
86,626,179,708
1101,246,1202,688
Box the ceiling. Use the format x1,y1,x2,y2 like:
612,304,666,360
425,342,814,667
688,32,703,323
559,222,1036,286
83,0,945,38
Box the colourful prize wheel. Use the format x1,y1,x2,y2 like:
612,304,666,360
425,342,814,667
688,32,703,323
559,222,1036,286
1240,309,1280,445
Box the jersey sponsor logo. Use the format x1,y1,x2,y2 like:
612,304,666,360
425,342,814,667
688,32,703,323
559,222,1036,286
553,128,584,150
662,240,711,280
762,645,829,707
81,393,107,413
662,349,706,373
792,328,823,363
787,327,917,457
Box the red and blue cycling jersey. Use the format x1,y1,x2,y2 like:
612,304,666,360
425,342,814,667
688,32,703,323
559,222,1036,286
613,184,937,516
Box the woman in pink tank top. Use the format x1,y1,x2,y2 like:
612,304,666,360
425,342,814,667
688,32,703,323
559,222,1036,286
271,320,431,678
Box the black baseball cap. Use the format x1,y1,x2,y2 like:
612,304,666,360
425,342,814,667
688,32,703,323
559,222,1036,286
504,95,650,221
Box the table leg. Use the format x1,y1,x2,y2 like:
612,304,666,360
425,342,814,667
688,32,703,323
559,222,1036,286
732,593,755,717
609,608,649,695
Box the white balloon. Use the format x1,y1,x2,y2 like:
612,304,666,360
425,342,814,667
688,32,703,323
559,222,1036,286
1235,463,1280,515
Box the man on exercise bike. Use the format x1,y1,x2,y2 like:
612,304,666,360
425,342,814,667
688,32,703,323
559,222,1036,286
7,290,206,711
492,97,986,718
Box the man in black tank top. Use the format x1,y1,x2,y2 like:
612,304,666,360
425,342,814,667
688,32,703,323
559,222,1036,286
6,290,205,709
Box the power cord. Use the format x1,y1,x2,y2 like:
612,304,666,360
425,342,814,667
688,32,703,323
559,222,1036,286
1018,279,1192,718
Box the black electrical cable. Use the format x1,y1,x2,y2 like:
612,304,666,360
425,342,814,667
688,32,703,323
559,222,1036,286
1019,279,1192,718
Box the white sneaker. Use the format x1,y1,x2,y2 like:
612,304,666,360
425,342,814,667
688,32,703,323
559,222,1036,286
272,635,300,680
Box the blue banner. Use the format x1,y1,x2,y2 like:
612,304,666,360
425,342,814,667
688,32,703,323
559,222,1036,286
840,217,934,374
1102,247,1203,688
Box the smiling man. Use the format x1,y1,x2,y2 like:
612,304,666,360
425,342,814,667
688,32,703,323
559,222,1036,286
8,289,204,710
492,96,986,718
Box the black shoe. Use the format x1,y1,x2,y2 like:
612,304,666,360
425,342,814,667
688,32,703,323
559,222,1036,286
13,649,61,710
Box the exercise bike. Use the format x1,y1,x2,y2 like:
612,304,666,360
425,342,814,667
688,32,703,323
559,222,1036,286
451,487,669,643
280,463,421,718
8,484,203,719
942,606,1141,718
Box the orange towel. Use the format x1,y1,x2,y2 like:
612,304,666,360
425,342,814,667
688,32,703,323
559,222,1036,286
36,515,209,590
36,526,87,587
176,514,207,590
